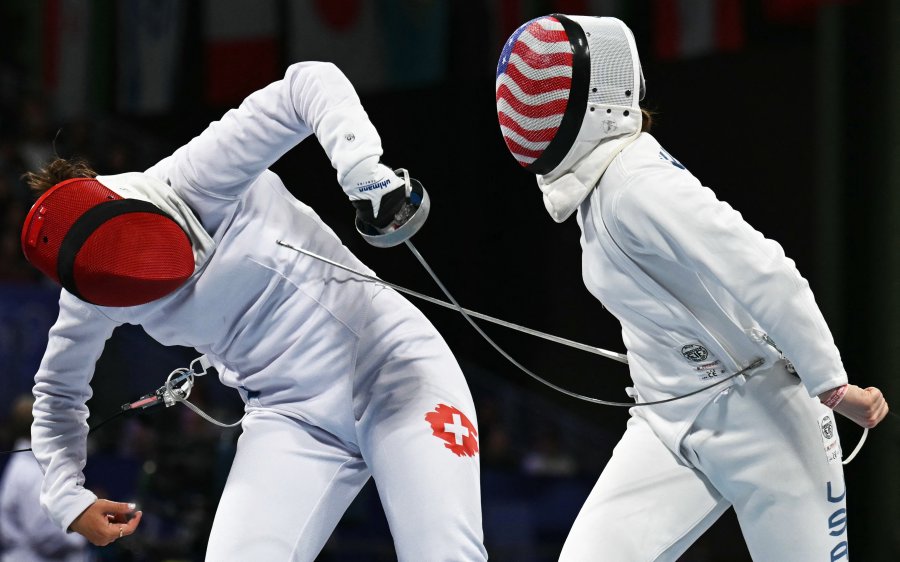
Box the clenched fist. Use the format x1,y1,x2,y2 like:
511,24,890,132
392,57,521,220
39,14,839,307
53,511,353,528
821,384,890,428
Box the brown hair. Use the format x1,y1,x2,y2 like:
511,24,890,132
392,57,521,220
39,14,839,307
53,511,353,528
641,108,654,132
22,157,98,198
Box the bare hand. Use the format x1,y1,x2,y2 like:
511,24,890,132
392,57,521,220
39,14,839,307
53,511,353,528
824,384,890,429
69,499,142,546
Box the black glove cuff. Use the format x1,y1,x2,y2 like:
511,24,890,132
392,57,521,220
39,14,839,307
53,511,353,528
352,186,407,230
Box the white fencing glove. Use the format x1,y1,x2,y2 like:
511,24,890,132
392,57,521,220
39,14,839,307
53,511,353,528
343,162,404,225
343,162,430,247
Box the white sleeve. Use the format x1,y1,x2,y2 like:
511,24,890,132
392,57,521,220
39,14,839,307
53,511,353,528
615,169,847,398
148,61,391,218
31,291,119,531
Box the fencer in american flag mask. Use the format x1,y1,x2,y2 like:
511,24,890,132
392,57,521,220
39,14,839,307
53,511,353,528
496,15,645,222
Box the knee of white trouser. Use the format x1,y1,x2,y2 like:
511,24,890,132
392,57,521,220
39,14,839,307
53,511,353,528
561,518,660,562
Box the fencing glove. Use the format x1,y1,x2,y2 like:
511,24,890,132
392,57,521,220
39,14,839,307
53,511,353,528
345,163,430,247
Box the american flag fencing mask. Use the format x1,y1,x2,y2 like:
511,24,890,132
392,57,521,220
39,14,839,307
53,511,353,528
496,15,644,178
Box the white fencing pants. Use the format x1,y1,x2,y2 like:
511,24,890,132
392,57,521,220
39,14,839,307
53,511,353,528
560,365,848,561
206,288,486,561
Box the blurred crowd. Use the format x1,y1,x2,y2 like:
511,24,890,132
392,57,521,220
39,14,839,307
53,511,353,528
0,71,45,284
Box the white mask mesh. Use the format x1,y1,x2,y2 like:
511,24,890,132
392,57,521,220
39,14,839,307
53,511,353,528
582,18,638,108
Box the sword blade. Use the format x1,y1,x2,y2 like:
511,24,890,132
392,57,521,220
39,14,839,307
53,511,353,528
275,239,628,364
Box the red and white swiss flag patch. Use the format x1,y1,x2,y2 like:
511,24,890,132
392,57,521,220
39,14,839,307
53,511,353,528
425,404,479,457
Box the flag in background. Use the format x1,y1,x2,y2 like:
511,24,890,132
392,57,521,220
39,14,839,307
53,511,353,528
287,0,386,93
492,0,625,65
117,0,186,114
653,0,745,60
39,0,92,119
1,0,115,118
204,0,279,106
379,0,449,89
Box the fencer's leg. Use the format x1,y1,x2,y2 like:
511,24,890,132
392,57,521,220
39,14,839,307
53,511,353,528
355,372,486,562
205,410,370,562
687,365,849,561
352,290,487,562
560,415,730,562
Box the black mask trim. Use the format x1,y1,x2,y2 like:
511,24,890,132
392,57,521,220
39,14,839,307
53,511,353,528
526,14,590,175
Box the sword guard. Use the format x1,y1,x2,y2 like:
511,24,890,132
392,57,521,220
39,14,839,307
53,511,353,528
355,171,430,248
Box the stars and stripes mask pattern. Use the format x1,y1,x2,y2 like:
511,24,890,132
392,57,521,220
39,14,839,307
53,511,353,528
496,16,583,175
497,15,647,222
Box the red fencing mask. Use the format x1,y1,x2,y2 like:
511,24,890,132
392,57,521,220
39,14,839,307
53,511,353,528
21,178,194,307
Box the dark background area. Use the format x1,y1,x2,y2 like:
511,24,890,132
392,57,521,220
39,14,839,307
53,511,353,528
0,1,897,560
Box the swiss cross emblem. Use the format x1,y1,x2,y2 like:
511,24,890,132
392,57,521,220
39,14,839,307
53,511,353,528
425,404,479,457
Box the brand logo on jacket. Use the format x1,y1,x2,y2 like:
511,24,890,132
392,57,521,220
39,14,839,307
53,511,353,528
821,415,834,439
681,344,709,362
819,412,841,465
676,343,725,381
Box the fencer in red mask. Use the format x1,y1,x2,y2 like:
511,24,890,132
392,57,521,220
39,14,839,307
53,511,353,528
22,176,196,307
21,60,485,561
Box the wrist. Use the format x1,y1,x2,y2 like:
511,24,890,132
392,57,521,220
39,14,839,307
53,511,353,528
819,384,849,409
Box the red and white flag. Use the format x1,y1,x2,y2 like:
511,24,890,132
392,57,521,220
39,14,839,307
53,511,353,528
203,0,280,106
118,0,186,114
653,0,745,60
286,0,385,93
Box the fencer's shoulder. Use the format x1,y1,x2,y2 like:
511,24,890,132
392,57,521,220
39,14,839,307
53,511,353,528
616,133,679,173
605,134,704,217
613,135,697,191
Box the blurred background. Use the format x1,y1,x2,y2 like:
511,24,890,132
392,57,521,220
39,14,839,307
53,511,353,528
0,0,897,560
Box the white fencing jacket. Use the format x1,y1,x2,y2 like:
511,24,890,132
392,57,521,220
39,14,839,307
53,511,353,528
577,132,848,455
30,62,405,531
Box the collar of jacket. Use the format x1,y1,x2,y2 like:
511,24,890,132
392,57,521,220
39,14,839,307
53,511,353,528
96,172,216,273
536,118,642,223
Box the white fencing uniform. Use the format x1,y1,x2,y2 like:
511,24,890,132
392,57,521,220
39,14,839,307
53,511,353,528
494,13,852,560
29,62,486,561
559,132,850,561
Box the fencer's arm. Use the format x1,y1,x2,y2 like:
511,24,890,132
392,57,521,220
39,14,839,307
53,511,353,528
819,384,889,428
626,177,890,428
31,292,119,532
614,169,847,398
157,61,396,204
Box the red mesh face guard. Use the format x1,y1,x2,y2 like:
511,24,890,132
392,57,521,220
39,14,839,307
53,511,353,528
21,178,194,307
